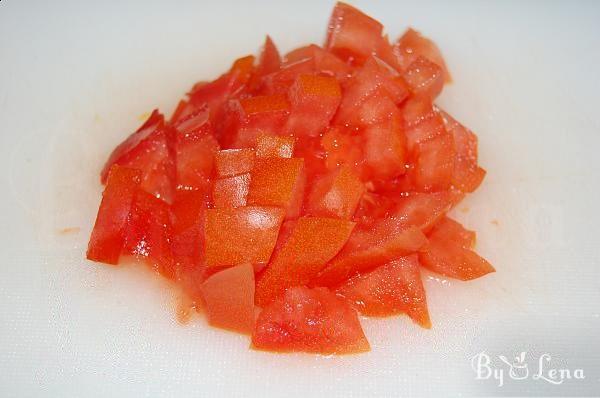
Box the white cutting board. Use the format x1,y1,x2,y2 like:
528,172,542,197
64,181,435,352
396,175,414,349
1,1,599,396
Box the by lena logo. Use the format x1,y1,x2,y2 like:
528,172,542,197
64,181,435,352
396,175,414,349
470,351,585,387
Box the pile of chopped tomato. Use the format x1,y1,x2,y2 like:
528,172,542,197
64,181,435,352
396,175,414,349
87,2,494,355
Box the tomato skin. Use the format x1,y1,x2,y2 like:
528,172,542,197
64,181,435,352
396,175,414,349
200,264,255,334
403,56,444,100
255,217,355,307
122,190,175,280
255,134,295,158
204,206,285,267
252,286,370,354
284,74,342,137
336,254,431,328
395,28,451,82
247,157,306,219
213,148,256,178
305,165,365,219
312,224,427,287
211,173,251,208
87,165,142,265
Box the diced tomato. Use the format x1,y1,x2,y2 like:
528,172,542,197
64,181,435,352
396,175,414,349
247,157,306,219
363,116,407,181
261,58,315,95
403,56,444,100
255,134,295,158
250,35,281,89
439,110,486,192
100,110,175,203
173,107,219,191
325,2,383,65
334,57,408,127
170,99,199,125
321,126,364,172
306,165,365,219
122,190,175,279
428,216,476,249
312,224,427,287
336,254,431,328
284,74,342,137
402,102,446,152
255,217,355,306
252,286,370,354
213,148,256,177
87,165,142,264
419,227,495,281
352,192,398,227
200,264,255,334
211,173,251,208
391,191,455,232
395,28,451,82
204,206,285,267
284,44,352,82
413,132,455,192
222,94,291,148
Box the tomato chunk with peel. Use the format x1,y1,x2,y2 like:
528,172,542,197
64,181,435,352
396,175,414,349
214,148,255,177
252,286,370,354
306,165,365,219
428,216,476,249
255,134,295,158
363,117,408,181
336,255,431,328
200,264,255,334
204,206,285,267
87,165,142,264
255,217,355,307
212,173,251,208
284,74,341,137
313,224,427,287
396,28,451,82
247,157,306,219
414,133,455,192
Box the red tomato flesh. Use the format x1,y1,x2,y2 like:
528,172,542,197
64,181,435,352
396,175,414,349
252,286,370,354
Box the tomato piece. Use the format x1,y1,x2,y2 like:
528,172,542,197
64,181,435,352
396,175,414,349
170,99,199,125
391,191,455,232
419,232,495,281
428,216,476,249
100,110,175,203
403,108,446,153
247,157,306,219
306,165,365,219
252,36,281,84
261,58,315,95
284,74,341,137
284,44,352,82
173,107,219,192
325,2,383,65
403,56,444,100
204,206,285,267
363,116,407,180
313,223,427,287
222,94,291,148
352,192,398,227
336,254,431,328
87,166,142,265
255,134,295,158
334,57,408,127
439,110,486,192
122,190,175,279
321,126,364,172
252,286,370,354
213,148,256,177
395,28,451,82
211,173,251,208
414,132,455,192
200,264,255,334
255,217,355,306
